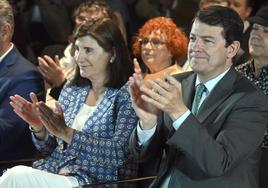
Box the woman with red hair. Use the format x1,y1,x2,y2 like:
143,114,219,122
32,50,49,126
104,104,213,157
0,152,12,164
130,17,189,187
132,17,189,85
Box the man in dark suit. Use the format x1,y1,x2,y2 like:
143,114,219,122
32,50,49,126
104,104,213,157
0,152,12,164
129,6,268,188
0,0,44,160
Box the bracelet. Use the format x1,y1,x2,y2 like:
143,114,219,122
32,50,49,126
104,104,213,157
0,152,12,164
29,125,44,134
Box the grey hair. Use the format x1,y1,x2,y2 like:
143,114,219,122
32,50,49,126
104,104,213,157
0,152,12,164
0,0,14,37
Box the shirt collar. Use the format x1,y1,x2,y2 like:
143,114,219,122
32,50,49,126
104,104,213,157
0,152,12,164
195,68,230,93
0,43,14,63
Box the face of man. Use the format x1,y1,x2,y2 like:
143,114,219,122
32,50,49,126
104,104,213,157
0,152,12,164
188,19,236,82
229,0,252,21
249,23,268,59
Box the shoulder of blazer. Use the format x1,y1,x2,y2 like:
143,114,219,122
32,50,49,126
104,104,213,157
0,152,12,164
1,47,20,67
172,71,194,82
233,68,262,93
3,47,36,69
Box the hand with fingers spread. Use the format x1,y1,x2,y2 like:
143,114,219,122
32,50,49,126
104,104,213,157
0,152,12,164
38,55,66,89
10,92,43,130
37,101,73,143
129,59,159,129
140,73,188,121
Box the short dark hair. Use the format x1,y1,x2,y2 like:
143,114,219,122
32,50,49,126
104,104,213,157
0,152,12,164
70,18,133,89
194,6,243,46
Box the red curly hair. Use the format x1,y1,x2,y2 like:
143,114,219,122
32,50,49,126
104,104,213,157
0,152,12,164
132,17,188,66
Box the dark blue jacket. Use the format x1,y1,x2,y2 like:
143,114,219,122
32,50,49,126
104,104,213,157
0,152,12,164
0,46,44,160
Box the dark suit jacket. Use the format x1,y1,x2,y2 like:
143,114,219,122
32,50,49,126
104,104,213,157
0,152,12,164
130,67,268,188
0,47,44,160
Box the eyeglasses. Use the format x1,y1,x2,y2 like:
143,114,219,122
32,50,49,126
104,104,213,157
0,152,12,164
139,38,165,47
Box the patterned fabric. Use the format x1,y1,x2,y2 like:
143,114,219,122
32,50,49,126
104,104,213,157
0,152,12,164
31,82,138,186
236,60,268,147
236,60,268,95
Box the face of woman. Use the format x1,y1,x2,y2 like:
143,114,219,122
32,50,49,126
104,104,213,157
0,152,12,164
74,35,111,82
140,30,172,73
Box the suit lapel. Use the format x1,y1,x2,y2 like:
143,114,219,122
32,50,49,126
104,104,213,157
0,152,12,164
0,66,9,78
197,67,237,123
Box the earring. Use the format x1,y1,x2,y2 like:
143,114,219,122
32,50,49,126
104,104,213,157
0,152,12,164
109,56,115,64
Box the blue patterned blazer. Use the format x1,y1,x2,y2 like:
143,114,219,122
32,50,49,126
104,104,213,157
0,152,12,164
32,82,138,185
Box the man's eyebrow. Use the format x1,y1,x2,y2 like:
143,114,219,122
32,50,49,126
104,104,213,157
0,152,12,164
201,36,215,40
190,34,215,40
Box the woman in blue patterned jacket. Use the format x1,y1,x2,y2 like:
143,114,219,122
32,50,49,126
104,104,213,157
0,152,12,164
5,18,138,188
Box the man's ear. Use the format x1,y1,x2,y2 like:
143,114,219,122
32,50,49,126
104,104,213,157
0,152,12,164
245,7,252,19
1,23,12,40
227,41,240,59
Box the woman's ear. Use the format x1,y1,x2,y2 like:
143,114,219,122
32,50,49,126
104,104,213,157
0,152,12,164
227,41,240,59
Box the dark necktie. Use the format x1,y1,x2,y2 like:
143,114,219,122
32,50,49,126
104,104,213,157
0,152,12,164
191,83,206,115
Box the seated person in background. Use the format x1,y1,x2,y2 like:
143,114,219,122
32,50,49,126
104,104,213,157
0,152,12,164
129,6,268,188
132,17,189,86
0,0,44,161
199,0,229,9
236,5,268,96
4,18,138,188
38,0,127,102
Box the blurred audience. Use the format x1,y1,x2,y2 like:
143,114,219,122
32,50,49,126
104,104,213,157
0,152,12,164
135,0,199,35
6,18,138,187
199,0,229,9
229,0,254,65
28,0,72,60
